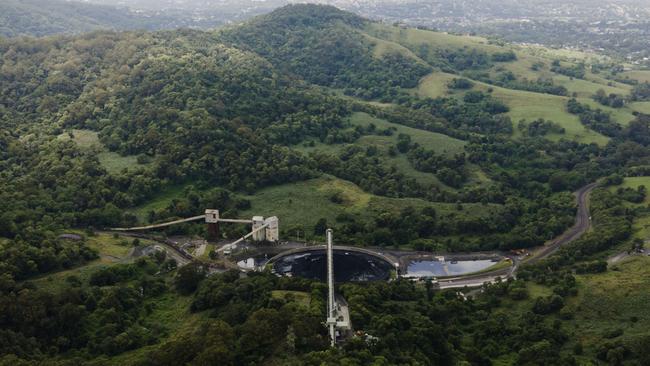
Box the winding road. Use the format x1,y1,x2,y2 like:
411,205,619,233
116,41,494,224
528,182,598,263
437,182,598,289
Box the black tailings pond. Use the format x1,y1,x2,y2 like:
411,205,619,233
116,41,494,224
271,249,393,282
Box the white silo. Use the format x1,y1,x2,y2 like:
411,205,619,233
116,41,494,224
264,216,279,242
252,216,266,241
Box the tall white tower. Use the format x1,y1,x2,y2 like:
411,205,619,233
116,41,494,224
265,216,279,242
252,216,266,241
326,229,337,347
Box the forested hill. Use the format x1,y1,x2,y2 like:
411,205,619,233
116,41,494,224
0,0,183,37
0,28,352,235
3,3,650,249
220,4,432,99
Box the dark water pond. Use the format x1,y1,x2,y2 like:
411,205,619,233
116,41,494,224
272,250,393,282
406,259,496,277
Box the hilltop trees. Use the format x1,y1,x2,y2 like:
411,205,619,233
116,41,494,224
221,4,431,101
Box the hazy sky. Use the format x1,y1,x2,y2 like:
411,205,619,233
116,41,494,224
78,0,650,20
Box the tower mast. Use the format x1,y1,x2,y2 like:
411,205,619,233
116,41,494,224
326,229,337,347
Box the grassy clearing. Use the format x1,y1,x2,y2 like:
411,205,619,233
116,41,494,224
89,290,209,366
349,112,466,154
98,152,141,174
623,70,650,83
632,215,650,244
614,176,650,191
29,232,142,290
517,44,609,63
363,22,635,136
496,54,544,80
144,292,199,334
130,184,189,222
30,261,109,292
412,71,458,98
295,138,454,189
414,72,610,145
365,23,502,54
240,176,501,235
86,232,136,258
491,89,609,145
558,75,630,98
271,290,311,307
57,129,151,174
240,176,371,231
492,282,553,315
295,112,477,189
497,53,630,97
57,129,102,148
609,176,650,205
363,32,426,64
630,101,650,115
564,257,650,355
387,153,450,187
579,98,637,126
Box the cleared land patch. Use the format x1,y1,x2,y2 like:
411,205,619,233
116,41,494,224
565,257,650,357
349,112,466,154
295,112,479,189
130,184,189,222
57,129,151,174
363,32,427,64
29,232,141,292
623,70,650,83
608,177,650,205
271,290,311,307
240,175,502,234
365,23,503,55
414,72,610,145
630,101,650,115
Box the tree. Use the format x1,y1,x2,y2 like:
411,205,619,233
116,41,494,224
517,340,558,365
175,263,206,294
314,218,328,236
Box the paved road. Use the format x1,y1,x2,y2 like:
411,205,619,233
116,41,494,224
527,182,598,263
439,182,598,289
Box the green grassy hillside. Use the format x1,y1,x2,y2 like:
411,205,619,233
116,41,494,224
348,112,466,154
364,23,503,55
566,257,650,359
359,22,643,145
240,175,501,233
294,112,487,189
413,71,610,144
623,70,650,83
630,101,650,115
